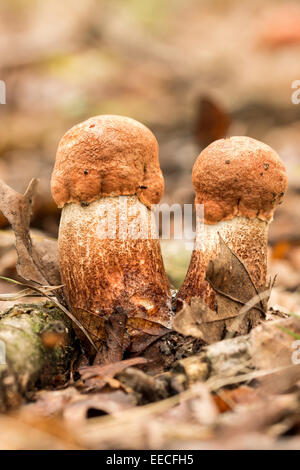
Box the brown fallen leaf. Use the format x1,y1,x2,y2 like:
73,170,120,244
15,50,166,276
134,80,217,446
94,307,130,365
206,237,270,338
0,178,46,284
77,304,170,361
32,237,60,286
78,357,148,392
173,297,223,344
127,316,171,354
173,239,270,343
194,96,231,149
0,178,61,286
213,386,260,413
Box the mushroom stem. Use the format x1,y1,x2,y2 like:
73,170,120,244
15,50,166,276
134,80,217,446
58,195,172,350
178,215,268,309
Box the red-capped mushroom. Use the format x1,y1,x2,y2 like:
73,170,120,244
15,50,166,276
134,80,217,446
178,136,288,310
51,115,172,353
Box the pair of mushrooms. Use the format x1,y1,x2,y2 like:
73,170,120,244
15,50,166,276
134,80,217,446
51,115,287,353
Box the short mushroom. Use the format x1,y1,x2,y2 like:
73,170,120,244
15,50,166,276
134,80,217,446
51,115,172,353
178,136,288,310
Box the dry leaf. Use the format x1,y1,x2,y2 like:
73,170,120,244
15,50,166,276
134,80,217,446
94,307,130,365
250,317,300,394
63,390,135,426
0,178,60,285
173,297,224,343
127,316,170,354
213,386,260,413
0,178,46,283
194,96,231,148
173,239,270,343
24,387,134,426
206,237,269,338
32,238,60,286
78,357,148,392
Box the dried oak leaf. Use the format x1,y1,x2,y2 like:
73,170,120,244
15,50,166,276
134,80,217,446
78,357,148,392
173,238,270,343
0,178,60,285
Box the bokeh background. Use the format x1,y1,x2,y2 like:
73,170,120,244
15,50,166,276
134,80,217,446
0,0,300,313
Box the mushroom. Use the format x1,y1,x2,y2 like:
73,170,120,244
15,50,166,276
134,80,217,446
178,136,288,310
51,115,172,353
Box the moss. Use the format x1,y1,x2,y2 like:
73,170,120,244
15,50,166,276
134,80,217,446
0,302,76,410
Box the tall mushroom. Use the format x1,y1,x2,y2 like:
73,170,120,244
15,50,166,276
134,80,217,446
178,136,288,312
51,115,172,354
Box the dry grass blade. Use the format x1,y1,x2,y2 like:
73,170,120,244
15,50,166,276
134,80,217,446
0,288,38,301
0,275,97,351
276,325,300,341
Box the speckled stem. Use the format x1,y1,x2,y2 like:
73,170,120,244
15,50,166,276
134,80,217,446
178,216,269,309
58,195,172,351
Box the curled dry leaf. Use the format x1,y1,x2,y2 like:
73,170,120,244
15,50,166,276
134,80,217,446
174,238,271,343
206,237,270,337
78,357,148,392
91,307,170,364
173,297,223,344
94,308,130,365
0,178,60,285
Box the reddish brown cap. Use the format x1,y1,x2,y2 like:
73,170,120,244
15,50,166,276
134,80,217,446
51,115,164,208
193,136,288,224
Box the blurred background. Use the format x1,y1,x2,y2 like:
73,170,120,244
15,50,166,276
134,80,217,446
0,0,299,313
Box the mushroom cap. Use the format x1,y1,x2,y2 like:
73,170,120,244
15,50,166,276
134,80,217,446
193,136,288,224
51,115,164,208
